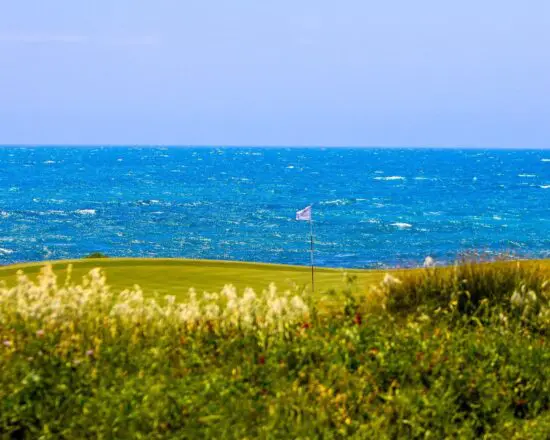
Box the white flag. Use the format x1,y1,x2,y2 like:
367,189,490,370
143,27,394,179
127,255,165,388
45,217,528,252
296,205,312,221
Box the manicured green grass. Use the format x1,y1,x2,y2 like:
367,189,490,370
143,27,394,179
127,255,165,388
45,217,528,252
0,258,389,300
2,258,549,308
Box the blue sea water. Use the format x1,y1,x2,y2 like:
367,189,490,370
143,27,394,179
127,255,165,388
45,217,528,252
1,147,550,268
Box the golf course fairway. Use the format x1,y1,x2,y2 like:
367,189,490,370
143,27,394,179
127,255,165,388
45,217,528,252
0,258,390,300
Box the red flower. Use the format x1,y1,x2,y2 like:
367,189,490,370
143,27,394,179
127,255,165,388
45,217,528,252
353,312,362,326
516,399,528,406
301,322,311,330
258,355,265,365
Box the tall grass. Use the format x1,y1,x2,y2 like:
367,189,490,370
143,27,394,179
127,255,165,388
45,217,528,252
1,261,550,438
378,259,550,318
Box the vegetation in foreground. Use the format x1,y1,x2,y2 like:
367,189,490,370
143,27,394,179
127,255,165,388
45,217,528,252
1,261,550,439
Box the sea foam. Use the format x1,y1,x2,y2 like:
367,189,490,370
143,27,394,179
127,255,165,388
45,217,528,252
374,176,405,181
75,209,97,216
391,222,412,229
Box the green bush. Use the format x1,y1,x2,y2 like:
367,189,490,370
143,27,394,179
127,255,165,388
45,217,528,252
1,262,550,438
83,252,109,259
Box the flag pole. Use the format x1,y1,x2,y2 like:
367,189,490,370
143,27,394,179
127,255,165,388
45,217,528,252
309,217,315,293
296,204,315,293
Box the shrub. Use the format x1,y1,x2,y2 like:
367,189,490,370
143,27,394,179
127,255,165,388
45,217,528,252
376,259,550,318
83,252,109,259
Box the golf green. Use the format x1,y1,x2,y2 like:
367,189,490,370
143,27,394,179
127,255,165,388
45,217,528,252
0,258,389,300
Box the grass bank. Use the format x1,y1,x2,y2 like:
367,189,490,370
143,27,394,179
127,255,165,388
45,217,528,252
1,258,550,438
0,257,389,303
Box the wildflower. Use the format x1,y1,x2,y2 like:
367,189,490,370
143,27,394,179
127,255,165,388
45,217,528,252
538,307,550,321
290,295,309,314
499,313,509,326
86,349,94,357
36,329,45,337
510,290,523,308
382,273,402,287
3,340,12,347
418,313,431,323
368,348,379,357
423,256,435,268
221,284,237,301
242,288,257,303
204,303,220,320
269,298,284,316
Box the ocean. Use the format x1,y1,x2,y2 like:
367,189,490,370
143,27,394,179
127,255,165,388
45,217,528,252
1,147,549,268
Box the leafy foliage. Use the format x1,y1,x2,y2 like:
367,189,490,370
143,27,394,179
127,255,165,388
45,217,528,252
1,262,550,438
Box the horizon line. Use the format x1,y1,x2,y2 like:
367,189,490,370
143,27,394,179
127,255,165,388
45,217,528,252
1,144,549,150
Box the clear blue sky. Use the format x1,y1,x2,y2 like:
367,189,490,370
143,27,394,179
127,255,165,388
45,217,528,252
1,1,549,147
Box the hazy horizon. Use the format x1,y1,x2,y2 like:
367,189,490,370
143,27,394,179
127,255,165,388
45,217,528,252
2,144,550,150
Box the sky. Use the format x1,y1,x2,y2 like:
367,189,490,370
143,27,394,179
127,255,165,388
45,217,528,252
0,1,549,148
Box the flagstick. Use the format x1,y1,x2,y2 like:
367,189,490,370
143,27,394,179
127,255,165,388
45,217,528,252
309,218,315,293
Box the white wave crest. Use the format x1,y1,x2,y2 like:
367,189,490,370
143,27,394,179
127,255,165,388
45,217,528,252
0,247,14,254
360,218,380,224
518,174,536,177
320,199,353,206
540,185,550,189
541,159,550,162
75,209,96,216
40,210,67,216
391,222,412,229
374,176,405,181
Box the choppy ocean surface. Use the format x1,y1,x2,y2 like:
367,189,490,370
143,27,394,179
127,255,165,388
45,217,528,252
1,147,550,268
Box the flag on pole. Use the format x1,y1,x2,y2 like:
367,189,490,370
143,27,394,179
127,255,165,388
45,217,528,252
296,204,315,292
296,205,312,221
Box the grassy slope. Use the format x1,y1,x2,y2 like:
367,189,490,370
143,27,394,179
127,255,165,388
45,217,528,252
0,258,391,300
3,257,548,309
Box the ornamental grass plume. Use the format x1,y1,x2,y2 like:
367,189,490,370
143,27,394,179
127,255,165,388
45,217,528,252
0,265,310,338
